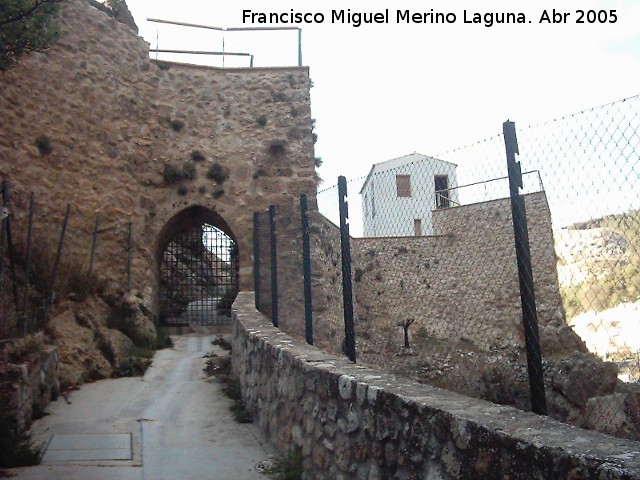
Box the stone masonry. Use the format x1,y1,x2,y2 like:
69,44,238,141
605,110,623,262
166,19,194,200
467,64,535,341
0,334,60,433
0,0,317,301
232,292,640,480
252,192,634,437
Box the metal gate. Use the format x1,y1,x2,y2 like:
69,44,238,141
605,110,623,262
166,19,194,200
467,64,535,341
159,223,239,326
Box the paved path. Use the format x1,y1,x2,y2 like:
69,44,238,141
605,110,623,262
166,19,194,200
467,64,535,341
12,334,275,480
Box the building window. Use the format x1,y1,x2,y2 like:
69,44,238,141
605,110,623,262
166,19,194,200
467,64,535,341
371,195,376,217
364,194,369,216
414,218,422,236
396,174,411,197
434,174,450,209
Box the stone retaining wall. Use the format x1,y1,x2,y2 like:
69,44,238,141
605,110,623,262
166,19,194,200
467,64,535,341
232,292,640,480
0,342,60,433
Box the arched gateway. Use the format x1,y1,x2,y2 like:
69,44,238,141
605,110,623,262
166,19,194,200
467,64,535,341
156,206,239,327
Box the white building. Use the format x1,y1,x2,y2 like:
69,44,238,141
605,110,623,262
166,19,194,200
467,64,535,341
359,153,459,237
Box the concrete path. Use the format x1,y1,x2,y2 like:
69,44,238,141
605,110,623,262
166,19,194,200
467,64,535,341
11,334,275,480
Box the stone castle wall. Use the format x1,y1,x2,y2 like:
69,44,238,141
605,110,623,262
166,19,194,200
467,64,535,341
353,192,570,354
0,0,317,302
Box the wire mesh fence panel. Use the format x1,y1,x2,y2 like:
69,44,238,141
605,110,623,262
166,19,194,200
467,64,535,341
317,177,366,237
272,200,307,336
308,95,640,442
513,96,640,440
0,190,128,339
349,149,552,416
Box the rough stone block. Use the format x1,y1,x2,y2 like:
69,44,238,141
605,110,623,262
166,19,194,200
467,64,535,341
585,392,640,441
339,375,355,400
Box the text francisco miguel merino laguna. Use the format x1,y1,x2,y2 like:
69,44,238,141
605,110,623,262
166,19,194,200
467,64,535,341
243,9,549,28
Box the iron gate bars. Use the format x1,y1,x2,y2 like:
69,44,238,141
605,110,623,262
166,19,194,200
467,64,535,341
160,224,239,327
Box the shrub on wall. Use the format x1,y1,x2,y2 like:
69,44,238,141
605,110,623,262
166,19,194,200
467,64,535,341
252,167,268,179
207,163,230,184
163,164,182,185
162,162,197,184
191,150,206,161
170,119,185,132
35,135,52,156
268,140,287,158
181,161,196,181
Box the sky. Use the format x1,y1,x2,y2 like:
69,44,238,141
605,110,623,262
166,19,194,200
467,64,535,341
122,0,640,187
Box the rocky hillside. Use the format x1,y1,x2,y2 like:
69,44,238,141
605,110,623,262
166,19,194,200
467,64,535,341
555,210,640,383
555,210,640,318
555,227,628,286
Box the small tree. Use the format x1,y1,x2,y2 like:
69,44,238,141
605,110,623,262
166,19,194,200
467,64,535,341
0,0,63,72
398,318,415,348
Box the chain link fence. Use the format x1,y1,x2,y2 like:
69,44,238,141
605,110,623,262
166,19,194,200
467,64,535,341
254,94,640,442
0,184,250,340
0,182,133,340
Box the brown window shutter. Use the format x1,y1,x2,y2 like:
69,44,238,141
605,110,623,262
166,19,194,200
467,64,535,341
396,175,411,197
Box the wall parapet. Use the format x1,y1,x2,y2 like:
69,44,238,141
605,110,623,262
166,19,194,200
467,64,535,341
231,292,640,480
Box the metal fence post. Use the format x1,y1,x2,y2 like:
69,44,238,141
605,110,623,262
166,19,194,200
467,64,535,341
44,204,71,325
50,204,71,294
1,180,19,308
338,176,356,362
0,180,7,301
5,206,19,309
503,121,548,416
23,193,34,335
269,205,278,327
88,218,99,276
127,221,132,291
300,194,313,345
253,212,260,311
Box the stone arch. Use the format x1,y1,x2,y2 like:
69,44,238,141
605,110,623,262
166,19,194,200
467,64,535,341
155,206,239,327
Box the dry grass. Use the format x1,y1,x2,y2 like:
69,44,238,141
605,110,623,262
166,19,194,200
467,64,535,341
0,237,106,338
13,237,104,300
